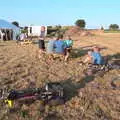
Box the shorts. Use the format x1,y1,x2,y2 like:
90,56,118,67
38,40,45,50
64,47,72,55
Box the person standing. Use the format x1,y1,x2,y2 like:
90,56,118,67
0,30,5,41
38,26,46,51
64,36,73,61
53,35,65,54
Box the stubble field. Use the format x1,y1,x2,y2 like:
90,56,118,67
0,33,120,120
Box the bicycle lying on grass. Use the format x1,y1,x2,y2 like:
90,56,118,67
84,60,120,76
0,82,64,108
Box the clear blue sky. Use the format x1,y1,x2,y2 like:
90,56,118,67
0,0,120,28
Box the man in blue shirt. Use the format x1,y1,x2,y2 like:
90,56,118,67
92,47,104,65
53,35,65,54
92,52,103,65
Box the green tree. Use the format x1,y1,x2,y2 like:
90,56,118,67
101,26,104,30
12,21,19,27
75,19,86,29
109,24,119,30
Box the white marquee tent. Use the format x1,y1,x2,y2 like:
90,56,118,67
0,19,20,40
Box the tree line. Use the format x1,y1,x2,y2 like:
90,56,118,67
11,20,120,30
75,19,120,30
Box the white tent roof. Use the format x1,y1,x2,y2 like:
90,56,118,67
0,19,20,40
0,19,19,30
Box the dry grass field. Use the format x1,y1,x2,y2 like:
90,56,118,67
0,33,120,120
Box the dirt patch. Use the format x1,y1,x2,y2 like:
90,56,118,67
65,27,103,37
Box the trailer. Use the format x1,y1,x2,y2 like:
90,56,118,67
28,26,47,37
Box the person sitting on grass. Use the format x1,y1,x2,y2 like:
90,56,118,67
82,47,103,65
92,46,104,65
17,32,27,44
64,36,73,61
83,50,94,64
